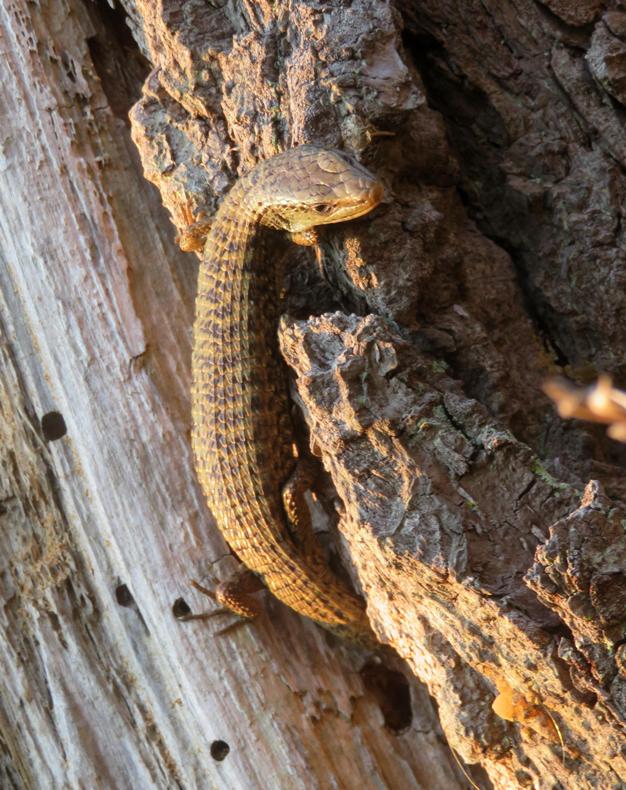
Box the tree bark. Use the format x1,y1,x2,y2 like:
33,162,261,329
1,0,625,789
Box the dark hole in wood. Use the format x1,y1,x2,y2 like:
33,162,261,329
115,584,134,607
172,597,191,619
41,411,67,441
210,740,230,761
359,661,412,734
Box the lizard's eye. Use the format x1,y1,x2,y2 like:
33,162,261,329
312,203,333,215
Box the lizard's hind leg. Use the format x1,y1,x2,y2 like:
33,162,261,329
178,571,265,635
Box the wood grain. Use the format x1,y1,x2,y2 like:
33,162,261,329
0,1,464,787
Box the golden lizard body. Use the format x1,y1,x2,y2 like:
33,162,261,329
191,145,382,641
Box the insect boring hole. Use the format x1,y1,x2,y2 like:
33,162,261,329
210,740,230,761
172,597,192,619
359,661,413,734
115,583,134,607
41,410,67,441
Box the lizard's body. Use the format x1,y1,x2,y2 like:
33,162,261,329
191,145,382,642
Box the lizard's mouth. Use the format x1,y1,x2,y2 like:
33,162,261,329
344,180,385,221
324,180,385,225
366,181,384,209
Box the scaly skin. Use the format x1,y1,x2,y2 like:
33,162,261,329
191,145,383,642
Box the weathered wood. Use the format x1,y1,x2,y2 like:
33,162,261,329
0,1,467,788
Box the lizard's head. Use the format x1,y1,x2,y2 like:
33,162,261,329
255,145,384,233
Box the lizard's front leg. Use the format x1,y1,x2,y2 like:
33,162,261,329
282,456,327,566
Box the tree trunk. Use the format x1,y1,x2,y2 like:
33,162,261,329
1,1,624,790
0,1,468,788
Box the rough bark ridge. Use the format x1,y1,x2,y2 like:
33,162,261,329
127,0,626,787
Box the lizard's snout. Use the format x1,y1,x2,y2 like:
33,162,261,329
368,180,384,206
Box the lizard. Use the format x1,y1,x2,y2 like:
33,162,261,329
189,144,383,643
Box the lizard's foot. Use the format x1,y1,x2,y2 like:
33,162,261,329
288,228,326,279
288,228,319,246
176,570,265,633
282,456,325,565
177,215,213,253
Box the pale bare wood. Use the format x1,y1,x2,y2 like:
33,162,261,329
0,1,465,788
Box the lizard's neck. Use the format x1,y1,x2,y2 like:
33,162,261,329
203,179,261,274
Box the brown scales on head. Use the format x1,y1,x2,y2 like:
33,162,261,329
189,145,383,643
248,145,384,232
